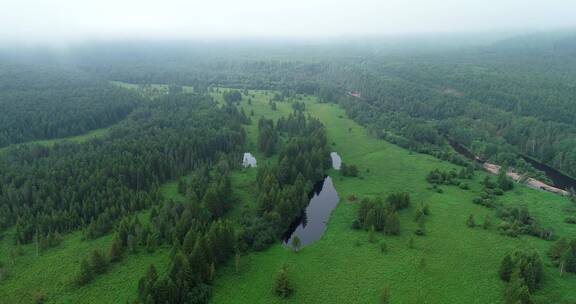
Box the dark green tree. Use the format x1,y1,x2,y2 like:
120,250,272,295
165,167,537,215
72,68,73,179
274,265,293,298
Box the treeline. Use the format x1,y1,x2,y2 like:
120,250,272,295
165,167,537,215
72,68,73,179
499,250,543,304
133,164,238,303
12,34,576,178
127,109,330,303
0,63,141,147
241,110,330,250
329,50,576,178
548,238,576,275
352,193,411,235
0,93,247,244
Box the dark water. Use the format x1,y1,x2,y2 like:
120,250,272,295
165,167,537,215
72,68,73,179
283,176,340,249
330,152,342,170
447,139,576,191
519,155,576,191
447,139,483,163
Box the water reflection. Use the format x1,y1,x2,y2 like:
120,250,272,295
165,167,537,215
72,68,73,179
283,176,340,249
330,152,342,170
242,152,257,168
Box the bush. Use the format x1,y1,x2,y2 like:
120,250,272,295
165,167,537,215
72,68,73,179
459,183,470,190
34,290,47,304
379,242,387,253
274,265,293,298
493,188,504,196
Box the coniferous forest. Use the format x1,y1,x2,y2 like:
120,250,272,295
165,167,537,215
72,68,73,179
1,30,576,304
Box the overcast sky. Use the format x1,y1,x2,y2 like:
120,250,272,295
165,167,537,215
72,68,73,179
2,0,576,44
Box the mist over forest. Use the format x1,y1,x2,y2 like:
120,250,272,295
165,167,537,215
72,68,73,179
1,1,576,304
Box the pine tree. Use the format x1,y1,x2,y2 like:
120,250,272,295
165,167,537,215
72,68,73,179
138,264,158,301
109,234,124,263
146,234,157,253
482,215,492,230
466,214,476,228
182,229,197,255
90,250,108,275
499,254,514,282
274,265,293,298
384,211,400,235
504,271,532,304
76,257,94,286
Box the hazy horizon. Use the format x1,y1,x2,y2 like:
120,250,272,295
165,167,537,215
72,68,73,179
2,0,576,46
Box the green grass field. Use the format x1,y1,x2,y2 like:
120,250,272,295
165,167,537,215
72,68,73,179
0,207,171,304
1,86,574,303
210,90,576,304
0,127,112,156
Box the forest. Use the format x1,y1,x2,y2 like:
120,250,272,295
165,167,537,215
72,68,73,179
1,31,576,304
0,63,140,147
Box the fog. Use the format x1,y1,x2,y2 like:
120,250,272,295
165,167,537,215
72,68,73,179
2,0,576,44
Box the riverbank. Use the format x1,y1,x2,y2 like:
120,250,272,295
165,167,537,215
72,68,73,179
448,139,571,196
482,163,569,196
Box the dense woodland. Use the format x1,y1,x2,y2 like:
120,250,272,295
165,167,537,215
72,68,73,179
0,63,140,147
1,31,576,303
0,92,247,246
128,108,330,303
28,32,575,179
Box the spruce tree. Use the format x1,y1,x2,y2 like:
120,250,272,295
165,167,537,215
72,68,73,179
274,265,293,298
76,257,94,286
504,271,532,304
499,254,514,282
109,234,124,263
466,214,476,228
384,211,400,235
91,250,108,275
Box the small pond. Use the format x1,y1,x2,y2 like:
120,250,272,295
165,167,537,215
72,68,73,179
242,152,257,168
330,152,342,170
283,176,340,249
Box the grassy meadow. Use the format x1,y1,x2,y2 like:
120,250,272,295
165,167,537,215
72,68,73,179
210,89,576,304
0,85,574,303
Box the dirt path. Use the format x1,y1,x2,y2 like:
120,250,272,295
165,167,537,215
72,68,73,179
482,163,568,196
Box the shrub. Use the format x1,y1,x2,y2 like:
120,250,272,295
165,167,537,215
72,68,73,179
379,242,387,253
274,265,293,298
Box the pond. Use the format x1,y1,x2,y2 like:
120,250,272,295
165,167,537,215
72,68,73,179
330,152,342,170
242,152,257,168
282,176,340,249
